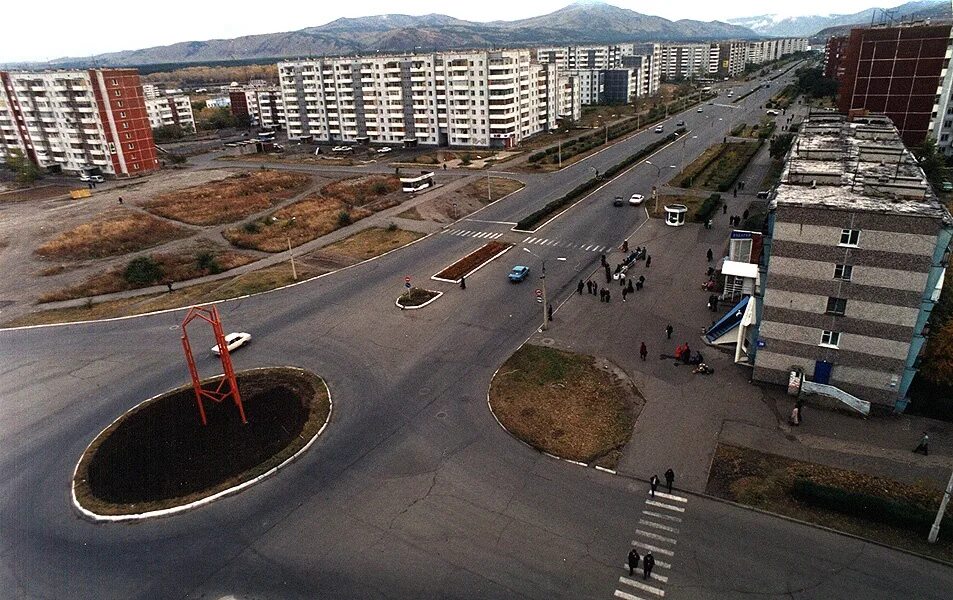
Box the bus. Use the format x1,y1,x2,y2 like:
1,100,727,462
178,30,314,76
401,171,434,193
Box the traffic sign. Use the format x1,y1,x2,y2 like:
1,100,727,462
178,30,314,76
535,289,543,303
405,282,412,289
405,276,411,283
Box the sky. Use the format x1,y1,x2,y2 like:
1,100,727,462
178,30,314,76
2,0,909,62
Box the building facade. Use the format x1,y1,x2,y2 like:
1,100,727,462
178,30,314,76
256,89,286,129
823,35,850,81
279,50,569,148
145,95,195,132
835,23,951,147
928,28,953,155
0,68,158,177
752,114,952,411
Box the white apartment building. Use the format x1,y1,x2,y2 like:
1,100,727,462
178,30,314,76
657,43,711,79
0,68,158,176
536,44,637,71
929,30,953,155
205,96,230,109
256,89,285,129
746,38,808,65
569,69,602,105
556,73,582,123
142,84,159,100
146,95,195,132
279,50,565,149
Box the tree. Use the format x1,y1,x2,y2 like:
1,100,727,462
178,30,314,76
770,133,795,159
151,124,186,143
4,148,42,185
794,67,838,99
123,256,164,286
913,137,946,191
921,318,953,387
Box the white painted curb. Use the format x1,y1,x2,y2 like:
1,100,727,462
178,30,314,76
395,290,443,310
431,244,512,283
70,367,332,522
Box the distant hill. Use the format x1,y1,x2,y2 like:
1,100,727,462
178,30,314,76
728,0,950,38
32,2,757,68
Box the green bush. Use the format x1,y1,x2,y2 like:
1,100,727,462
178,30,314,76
731,123,746,137
528,152,546,163
694,194,722,223
195,251,222,274
791,479,936,530
372,182,390,195
337,211,352,227
386,222,398,232
124,256,164,285
242,221,261,234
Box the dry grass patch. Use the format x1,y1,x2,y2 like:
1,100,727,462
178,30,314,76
0,184,72,202
35,211,190,260
489,345,640,467
37,247,256,303
144,170,311,225
316,226,423,263
675,141,761,191
223,175,401,252
459,177,524,203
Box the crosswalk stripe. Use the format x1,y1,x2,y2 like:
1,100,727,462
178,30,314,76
636,529,677,545
645,500,684,513
583,244,593,251
474,232,487,238
654,492,687,503
639,519,679,534
650,572,669,584
623,558,672,571
619,576,665,597
595,245,605,252
613,590,646,600
642,510,682,523
536,238,547,244
523,236,531,243
631,541,675,557
490,233,502,239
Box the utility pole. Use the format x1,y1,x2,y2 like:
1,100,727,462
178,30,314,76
487,170,491,203
541,259,548,331
287,237,297,281
605,124,609,144
929,468,953,543
558,140,562,168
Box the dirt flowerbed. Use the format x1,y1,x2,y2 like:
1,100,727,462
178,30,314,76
35,211,190,260
397,287,440,308
489,345,640,468
0,184,73,202
144,170,312,225
434,241,510,282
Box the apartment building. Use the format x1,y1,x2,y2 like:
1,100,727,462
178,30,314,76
823,35,850,80
145,95,195,132
569,69,602,105
751,114,952,411
835,22,951,147
256,89,286,129
535,44,636,70
279,50,568,149
746,38,809,65
141,83,159,100
622,52,661,97
712,41,748,78
0,68,158,177
229,88,258,122
928,28,953,155
657,43,711,79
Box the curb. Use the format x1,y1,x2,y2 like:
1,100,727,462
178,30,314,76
70,367,332,522
395,290,443,310
431,244,512,284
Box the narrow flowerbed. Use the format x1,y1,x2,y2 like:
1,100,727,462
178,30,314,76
396,287,441,309
432,241,511,282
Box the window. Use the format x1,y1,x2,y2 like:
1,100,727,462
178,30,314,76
820,330,841,347
114,90,121,97
826,297,847,316
111,78,117,85
833,264,853,281
120,111,126,118
127,143,134,149
944,134,950,142
122,122,129,129
839,229,859,246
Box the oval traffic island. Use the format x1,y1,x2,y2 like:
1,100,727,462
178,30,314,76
72,367,330,521
396,287,443,309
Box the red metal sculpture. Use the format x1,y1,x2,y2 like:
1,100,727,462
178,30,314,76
180,305,246,426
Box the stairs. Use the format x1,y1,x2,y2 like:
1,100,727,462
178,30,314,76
800,380,870,416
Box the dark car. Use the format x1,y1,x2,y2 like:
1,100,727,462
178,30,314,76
675,120,685,127
613,196,625,207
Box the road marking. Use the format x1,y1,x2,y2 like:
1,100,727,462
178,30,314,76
490,233,503,239
631,542,674,557
623,558,672,570
583,244,593,251
464,218,517,225
619,576,665,597
650,572,669,584
523,236,531,243
613,589,647,600
654,492,687,503
639,519,679,534
642,510,682,523
636,529,677,545
645,500,684,513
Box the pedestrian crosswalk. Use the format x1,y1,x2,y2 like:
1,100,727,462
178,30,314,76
613,488,689,600
439,228,505,240
520,235,611,253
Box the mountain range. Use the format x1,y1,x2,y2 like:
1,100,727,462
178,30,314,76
727,0,951,38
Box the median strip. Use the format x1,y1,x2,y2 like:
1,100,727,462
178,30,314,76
431,240,511,283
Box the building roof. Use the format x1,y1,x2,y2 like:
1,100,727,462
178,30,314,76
772,113,952,223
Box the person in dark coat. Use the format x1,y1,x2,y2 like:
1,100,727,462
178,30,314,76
643,552,655,580
665,324,673,339
628,548,640,576
914,432,929,455
547,303,553,321
640,342,648,361
622,287,628,302
627,279,634,294
645,255,651,268
605,289,611,303
622,240,629,253
743,209,750,220
707,248,713,262
460,275,466,290
118,196,123,205
605,265,612,283
638,275,645,290
650,474,659,497
587,280,593,294
577,279,584,294
723,204,728,214
664,468,675,493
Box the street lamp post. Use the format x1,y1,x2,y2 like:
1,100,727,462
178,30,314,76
929,468,953,543
646,161,677,214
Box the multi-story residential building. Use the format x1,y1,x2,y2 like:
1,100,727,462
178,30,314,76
568,69,602,105
928,28,953,155
712,41,748,78
0,68,158,177
279,50,566,149
823,35,850,80
256,89,285,129
229,88,258,122
657,43,711,79
205,96,231,109
555,73,582,123
535,44,636,71
145,95,195,132
746,38,809,65
834,22,951,146
141,84,159,100
622,52,661,97
601,69,639,104
750,113,952,412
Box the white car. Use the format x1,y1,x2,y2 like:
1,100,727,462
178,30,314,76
79,174,105,183
331,146,352,152
654,125,664,133
211,332,252,355
629,193,645,205
377,146,393,154
766,109,780,115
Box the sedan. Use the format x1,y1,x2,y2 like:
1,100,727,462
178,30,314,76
508,265,530,283
331,146,352,152
377,147,393,153
766,109,780,116
675,120,685,127
211,332,252,355
629,193,645,206
654,126,664,133
696,107,704,113
613,196,626,207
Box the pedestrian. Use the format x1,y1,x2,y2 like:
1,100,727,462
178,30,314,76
638,275,645,289
622,287,628,302
707,248,713,262
733,187,738,198
442,163,447,170
605,265,612,284
650,474,659,497
622,240,629,253
628,548,640,576
913,432,930,455
118,196,123,205
665,324,673,339
723,204,728,214
586,280,593,294
87,181,93,190
664,468,675,493
640,341,648,361
789,405,801,426
606,289,611,303
619,273,626,287
627,280,634,294
547,303,553,322
601,254,608,267
707,266,715,277
645,255,651,268
743,209,750,220
166,282,173,293
706,218,713,229
643,552,655,580
577,279,584,295
600,288,606,302
460,275,466,290
796,399,804,424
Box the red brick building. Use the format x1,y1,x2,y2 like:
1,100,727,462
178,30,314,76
834,23,952,147
823,35,850,80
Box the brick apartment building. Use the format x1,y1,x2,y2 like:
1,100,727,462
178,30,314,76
832,22,952,147
0,68,158,177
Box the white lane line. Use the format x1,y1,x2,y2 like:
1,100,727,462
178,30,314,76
654,492,687,503
613,589,646,600
523,236,531,243
536,238,548,245
645,500,685,513
631,542,674,557
639,519,679,534
623,558,672,570
642,510,682,523
636,529,678,545
583,244,593,251
619,576,665,597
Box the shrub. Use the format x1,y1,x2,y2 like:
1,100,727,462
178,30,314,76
195,251,222,274
791,479,935,530
694,193,722,223
386,222,398,232
243,221,261,234
124,256,164,285
337,211,352,227
372,182,391,195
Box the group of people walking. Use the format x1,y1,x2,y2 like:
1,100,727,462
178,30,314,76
627,469,676,579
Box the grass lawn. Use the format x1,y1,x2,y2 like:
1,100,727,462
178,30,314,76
144,170,312,225
707,444,952,561
489,345,640,467
35,211,190,260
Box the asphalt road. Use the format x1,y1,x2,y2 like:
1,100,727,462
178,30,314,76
2,66,951,599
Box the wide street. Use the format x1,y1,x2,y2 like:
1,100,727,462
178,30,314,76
2,66,951,599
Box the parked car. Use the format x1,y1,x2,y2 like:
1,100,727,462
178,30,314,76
766,109,780,116
331,146,352,152
613,196,626,207
756,190,771,199
654,125,664,133
377,146,393,154
79,174,104,183
629,193,645,205
696,107,704,113
508,265,530,283
675,120,685,127
211,332,252,355
942,181,953,192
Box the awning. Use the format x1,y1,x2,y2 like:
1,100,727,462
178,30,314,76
721,260,759,279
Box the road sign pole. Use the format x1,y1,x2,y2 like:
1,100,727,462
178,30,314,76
288,237,297,281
